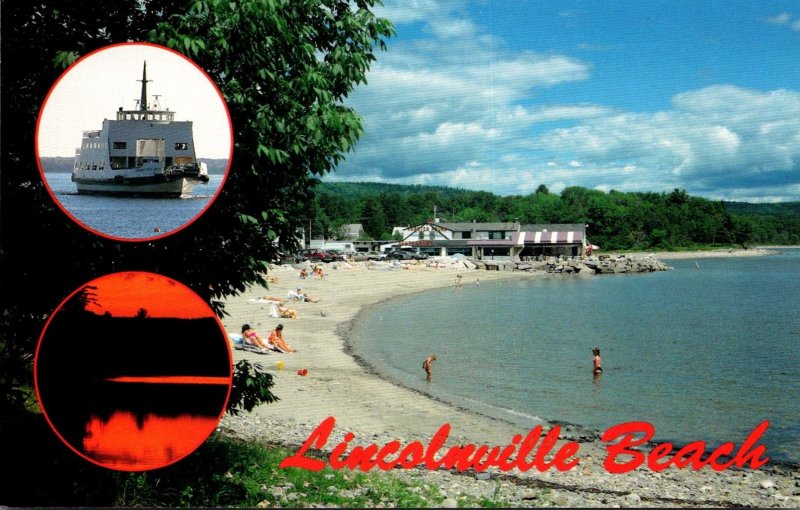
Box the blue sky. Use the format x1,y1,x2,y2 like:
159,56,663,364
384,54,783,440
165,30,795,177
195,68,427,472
330,1,800,202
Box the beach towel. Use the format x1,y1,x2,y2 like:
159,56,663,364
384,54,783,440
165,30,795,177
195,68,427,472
228,332,271,354
228,333,244,348
268,302,280,318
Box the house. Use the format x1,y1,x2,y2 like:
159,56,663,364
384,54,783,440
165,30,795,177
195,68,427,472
393,220,589,260
338,223,364,240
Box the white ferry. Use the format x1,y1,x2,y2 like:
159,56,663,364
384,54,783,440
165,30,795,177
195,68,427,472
72,61,210,197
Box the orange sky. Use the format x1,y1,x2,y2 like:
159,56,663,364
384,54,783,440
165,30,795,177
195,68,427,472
81,272,214,319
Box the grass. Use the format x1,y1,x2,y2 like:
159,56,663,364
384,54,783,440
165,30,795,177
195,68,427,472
1,410,516,507
114,435,516,508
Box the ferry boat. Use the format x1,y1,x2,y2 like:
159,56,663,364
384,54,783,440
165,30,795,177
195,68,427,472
72,61,209,197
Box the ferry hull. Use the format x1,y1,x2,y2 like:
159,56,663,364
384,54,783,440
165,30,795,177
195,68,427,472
74,176,202,197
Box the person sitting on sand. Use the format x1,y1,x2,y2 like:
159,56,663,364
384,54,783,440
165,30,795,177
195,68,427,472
269,324,296,353
278,305,298,319
422,354,437,382
312,266,325,279
291,288,321,303
241,324,274,353
592,347,603,375
299,268,308,279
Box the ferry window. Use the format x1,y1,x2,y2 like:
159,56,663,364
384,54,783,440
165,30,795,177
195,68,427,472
92,164,97,170
175,143,189,150
113,142,127,150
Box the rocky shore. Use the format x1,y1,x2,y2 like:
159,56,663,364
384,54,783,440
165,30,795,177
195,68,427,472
217,253,798,508
328,253,672,275
220,412,800,508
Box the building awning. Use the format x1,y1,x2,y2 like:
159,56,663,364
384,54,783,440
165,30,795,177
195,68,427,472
513,231,585,244
465,231,585,248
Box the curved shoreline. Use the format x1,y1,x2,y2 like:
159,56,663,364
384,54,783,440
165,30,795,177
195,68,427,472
219,260,800,507
339,279,564,433
342,270,800,469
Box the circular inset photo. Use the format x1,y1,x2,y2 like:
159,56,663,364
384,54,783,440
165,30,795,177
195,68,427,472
36,42,233,242
34,272,232,471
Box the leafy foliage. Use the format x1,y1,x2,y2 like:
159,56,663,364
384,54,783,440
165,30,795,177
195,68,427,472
0,1,393,412
227,360,279,416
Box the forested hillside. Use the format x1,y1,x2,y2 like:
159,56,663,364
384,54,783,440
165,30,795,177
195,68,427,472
310,182,800,250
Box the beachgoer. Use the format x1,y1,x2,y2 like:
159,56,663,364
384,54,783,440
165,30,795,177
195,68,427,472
269,324,296,353
475,278,480,286
241,324,273,353
422,354,437,382
454,274,462,290
267,275,280,284
312,266,325,279
592,347,603,375
279,305,298,319
299,268,308,279
297,288,321,303
288,288,305,301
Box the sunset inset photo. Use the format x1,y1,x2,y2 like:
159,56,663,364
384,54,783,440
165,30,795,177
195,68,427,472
34,272,232,471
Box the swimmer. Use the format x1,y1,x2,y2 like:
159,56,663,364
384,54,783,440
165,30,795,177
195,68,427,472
423,354,437,382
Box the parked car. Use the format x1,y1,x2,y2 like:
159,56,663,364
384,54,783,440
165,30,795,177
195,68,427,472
324,249,347,262
271,251,306,264
348,251,382,262
365,251,384,260
388,250,415,260
301,249,335,263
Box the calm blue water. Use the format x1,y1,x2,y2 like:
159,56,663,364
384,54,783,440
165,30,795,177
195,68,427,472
350,249,800,464
42,172,225,241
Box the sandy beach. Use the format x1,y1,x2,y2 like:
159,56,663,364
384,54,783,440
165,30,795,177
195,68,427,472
219,257,799,508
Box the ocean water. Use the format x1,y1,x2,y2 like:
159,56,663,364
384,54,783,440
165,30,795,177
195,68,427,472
350,248,800,464
42,172,225,240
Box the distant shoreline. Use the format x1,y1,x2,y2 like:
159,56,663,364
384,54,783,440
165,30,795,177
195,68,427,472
647,246,784,260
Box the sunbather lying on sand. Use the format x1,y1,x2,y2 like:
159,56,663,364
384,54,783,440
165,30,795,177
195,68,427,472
279,305,298,319
241,324,274,353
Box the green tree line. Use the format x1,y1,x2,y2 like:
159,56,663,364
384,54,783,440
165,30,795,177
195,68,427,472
311,182,800,249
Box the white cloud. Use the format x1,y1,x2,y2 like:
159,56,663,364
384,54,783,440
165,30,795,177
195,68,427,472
534,86,800,199
429,18,477,39
334,3,800,202
768,12,792,25
766,11,800,32
376,0,445,24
